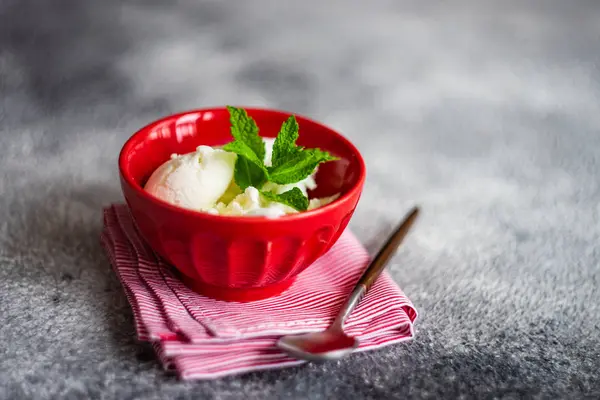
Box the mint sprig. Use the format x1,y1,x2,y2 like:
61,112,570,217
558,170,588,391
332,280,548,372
223,106,338,211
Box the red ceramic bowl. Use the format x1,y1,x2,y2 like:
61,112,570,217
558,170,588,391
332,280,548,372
119,107,366,302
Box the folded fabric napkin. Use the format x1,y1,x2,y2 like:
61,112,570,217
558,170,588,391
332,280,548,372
101,204,417,380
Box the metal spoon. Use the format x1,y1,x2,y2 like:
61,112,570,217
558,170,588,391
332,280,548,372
276,206,420,362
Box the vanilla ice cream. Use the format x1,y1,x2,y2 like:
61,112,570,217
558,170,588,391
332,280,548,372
144,138,338,217
144,146,236,211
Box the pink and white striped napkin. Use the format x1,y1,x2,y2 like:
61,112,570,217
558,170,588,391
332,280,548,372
101,204,417,380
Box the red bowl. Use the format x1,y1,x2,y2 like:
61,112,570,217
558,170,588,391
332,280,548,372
119,107,366,302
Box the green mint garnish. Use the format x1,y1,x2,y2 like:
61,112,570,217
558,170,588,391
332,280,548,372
226,105,265,161
224,106,338,211
261,188,309,212
222,107,268,190
222,140,268,190
268,148,337,185
232,153,268,191
270,115,300,167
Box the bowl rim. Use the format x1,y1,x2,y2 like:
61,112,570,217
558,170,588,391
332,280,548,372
118,106,366,223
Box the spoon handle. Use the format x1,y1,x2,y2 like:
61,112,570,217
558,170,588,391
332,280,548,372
331,206,420,329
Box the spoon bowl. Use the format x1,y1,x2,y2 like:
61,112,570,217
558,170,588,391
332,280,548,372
277,329,358,362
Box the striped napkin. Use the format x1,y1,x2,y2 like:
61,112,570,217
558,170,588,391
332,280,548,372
101,204,417,380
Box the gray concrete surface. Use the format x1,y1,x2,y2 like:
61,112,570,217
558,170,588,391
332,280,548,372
1,1,599,398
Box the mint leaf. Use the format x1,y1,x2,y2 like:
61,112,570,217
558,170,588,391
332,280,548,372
234,156,268,190
226,106,265,161
223,140,265,171
271,115,300,168
225,106,269,189
261,187,309,211
267,148,337,185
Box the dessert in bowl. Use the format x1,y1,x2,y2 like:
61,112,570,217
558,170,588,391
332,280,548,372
119,107,366,301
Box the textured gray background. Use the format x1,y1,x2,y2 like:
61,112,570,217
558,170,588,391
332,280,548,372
1,0,599,399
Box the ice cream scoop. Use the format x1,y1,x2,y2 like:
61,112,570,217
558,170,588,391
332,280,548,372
144,138,337,217
144,145,236,211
